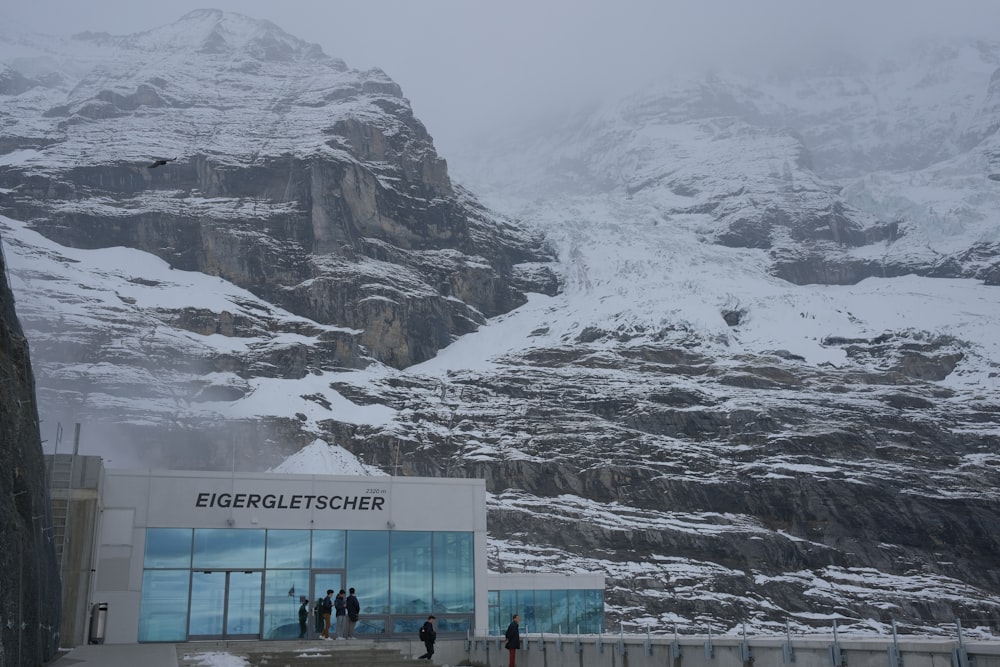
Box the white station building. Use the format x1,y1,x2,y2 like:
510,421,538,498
49,454,605,646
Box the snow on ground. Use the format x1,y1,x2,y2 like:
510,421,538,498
414,191,1000,391
183,652,249,667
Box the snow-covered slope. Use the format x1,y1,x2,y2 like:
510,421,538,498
1,14,999,636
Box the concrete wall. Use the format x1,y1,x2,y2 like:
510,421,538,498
436,635,1000,667
487,572,606,591
55,456,103,647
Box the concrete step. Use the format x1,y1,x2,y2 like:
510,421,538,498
178,640,428,667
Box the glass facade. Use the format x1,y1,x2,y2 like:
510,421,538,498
488,588,603,635
138,528,475,642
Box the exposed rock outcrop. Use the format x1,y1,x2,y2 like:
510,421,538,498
0,246,61,665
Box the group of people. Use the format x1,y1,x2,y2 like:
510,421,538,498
297,587,361,639
295,595,524,667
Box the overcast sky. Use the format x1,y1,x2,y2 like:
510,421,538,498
8,1,1000,156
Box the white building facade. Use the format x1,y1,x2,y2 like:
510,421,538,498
95,468,487,643
69,462,604,645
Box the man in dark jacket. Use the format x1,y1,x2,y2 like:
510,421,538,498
320,590,334,639
505,614,521,667
345,587,361,638
418,615,437,659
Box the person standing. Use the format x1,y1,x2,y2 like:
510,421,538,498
297,596,309,638
345,587,361,638
505,614,521,667
320,589,334,639
313,598,324,635
418,615,436,660
334,589,347,639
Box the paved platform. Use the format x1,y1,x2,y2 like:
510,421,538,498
46,643,179,667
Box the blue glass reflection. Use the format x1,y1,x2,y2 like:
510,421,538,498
346,530,389,614
226,571,263,636
432,532,473,613
138,570,190,642
549,589,569,633
567,589,586,633
141,527,483,640
533,589,552,634
585,589,603,633
390,532,432,614
144,528,192,568
192,529,265,569
263,570,310,639
393,617,425,634
189,571,225,637
519,590,536,633
355,617,385,635
311,530,345,569
266,530,310,569
498,590,516,635
437,616,471,633
489,589,604,635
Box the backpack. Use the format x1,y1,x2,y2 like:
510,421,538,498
419,625,427,641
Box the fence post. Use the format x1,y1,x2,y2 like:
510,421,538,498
951,619,970,667
741,622,754,666
887,619,902,667
829,619,846,667
705,625,715,661
783,620,796,664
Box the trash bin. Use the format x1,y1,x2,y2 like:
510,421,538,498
89,602,108,644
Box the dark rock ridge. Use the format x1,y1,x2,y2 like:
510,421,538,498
0,248,61,665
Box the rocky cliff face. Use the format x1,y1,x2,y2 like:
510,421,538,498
0,248,61,665
0,10,554,465
1,15,999,637
0,10,555,372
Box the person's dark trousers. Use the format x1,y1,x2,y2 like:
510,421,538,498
299,619,307,638
419,640,434,659
508,647,517,667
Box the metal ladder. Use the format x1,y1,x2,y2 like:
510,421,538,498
46,423,79,569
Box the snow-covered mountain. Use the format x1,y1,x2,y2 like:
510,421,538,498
1,12,998,636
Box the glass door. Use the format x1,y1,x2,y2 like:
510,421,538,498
188,570,263,639
227,571,263,638
311,571,344,637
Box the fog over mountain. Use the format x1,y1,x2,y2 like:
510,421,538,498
1,9,999,637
